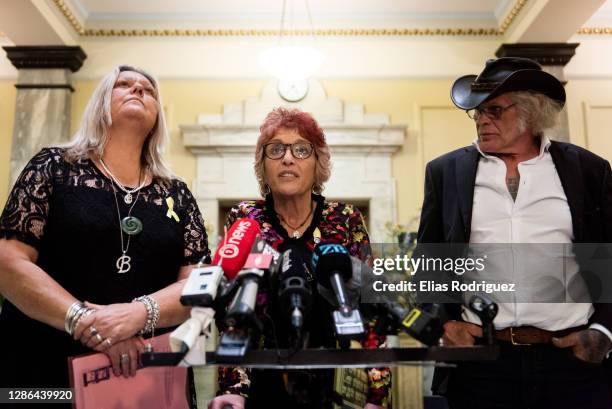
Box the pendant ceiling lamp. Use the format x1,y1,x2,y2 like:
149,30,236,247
258,0,325,82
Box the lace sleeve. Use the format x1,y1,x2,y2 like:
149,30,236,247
175,181,211,265
0,148,62,250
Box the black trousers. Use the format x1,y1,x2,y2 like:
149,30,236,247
443,341,611,409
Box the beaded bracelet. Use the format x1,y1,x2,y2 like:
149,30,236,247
133,295,160,335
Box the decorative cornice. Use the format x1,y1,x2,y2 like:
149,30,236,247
51,0,528,37
578,27,612,35
495,43,579,66
3,46,87,72
82,27,503,37
498,0,528,34
51,0,85,35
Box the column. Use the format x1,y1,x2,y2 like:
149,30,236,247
496,43,579,143
3,45,86,187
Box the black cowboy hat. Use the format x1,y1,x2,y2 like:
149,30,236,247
450,57,566,110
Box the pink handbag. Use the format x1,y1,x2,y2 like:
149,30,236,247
69,333,189,409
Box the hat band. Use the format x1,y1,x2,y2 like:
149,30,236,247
471,81,501,91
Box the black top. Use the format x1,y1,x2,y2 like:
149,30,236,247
0,147,211,388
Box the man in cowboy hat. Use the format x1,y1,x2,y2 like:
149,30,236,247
417,57,612,409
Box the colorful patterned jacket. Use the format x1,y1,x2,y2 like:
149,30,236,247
216,194,392,407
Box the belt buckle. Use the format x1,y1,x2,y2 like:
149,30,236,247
510,327,531,346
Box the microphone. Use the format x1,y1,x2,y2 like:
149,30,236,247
213,218,262,280
243,235,281,273
171,219,263,365
277,247,313,331
224,235,280,328
180,265,224,307
224,267,265,329
218,227,288,362
311,244,365,343
468,294,498,345
388,302,444,346
347,256,444,346
178,218,262,308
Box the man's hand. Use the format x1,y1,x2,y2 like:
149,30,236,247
208,394,245,409
442,320,483,346
552,329,611,364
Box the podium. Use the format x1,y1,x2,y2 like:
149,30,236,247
141,345,499,368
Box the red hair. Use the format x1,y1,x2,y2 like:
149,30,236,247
254,107,331,196
257,107,326,147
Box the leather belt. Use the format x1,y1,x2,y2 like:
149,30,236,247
494,325,586,345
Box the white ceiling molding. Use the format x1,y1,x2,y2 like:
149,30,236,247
49,0,527,37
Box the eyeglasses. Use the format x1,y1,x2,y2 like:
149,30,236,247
466,103,516,120
264,142,314,160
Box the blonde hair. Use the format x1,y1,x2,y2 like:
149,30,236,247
507,91,563,136
64,65,174,181
254,108,331,197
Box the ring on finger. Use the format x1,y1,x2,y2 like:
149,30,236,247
95,333,104,343
89,326,98,337
105,338,113,347
120,353,130,363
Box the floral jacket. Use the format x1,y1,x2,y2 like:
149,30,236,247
217,194,392,407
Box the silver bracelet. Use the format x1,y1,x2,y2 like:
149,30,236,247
73,308,94,335
133,295,160,335
65,302,93,335
65,302,82,334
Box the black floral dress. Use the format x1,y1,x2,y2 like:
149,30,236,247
0,147,211,388
216,194,392,408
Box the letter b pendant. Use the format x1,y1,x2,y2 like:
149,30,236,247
116,254,131,273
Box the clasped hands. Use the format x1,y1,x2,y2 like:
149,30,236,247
73,301,149,377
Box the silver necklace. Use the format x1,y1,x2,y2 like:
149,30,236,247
100,157,146,204
110,182,142,274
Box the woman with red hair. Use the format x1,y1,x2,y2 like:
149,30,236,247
209,108,391,409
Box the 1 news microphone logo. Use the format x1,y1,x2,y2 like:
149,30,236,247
217,219,254,259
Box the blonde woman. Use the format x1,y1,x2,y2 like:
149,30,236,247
0,65,210,390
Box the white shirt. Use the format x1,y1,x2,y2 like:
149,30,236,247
463,136,595,331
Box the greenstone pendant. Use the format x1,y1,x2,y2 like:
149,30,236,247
121,216,143,235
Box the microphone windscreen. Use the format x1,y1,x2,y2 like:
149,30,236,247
279,246,311,281
311,243,353,286
213,218,261,280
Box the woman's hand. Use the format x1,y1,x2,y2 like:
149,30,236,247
73,301,147,350
208,394,245,409
103,336,146,377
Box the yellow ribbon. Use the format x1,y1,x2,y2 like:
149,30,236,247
165,197,180,222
